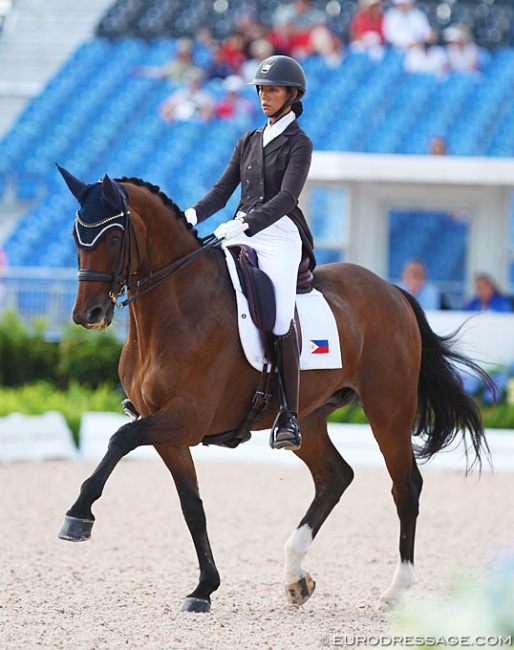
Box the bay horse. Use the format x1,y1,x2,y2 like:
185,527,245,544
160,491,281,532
57,166,491,613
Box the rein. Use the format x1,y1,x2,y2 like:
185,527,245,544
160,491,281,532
76,198,222,309
113,236,222,309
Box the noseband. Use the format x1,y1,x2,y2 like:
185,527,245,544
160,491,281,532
76,198,221,309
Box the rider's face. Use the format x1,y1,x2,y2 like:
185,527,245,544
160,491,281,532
258,85,292,122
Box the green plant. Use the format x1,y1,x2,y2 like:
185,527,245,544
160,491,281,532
0,311,123,389
57,325,123,389
0,310,59,386
328,398,514,430
0,381,125,443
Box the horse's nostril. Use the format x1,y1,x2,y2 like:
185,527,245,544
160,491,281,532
88,306,105,324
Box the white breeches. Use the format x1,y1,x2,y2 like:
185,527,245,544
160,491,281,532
224,216,302,335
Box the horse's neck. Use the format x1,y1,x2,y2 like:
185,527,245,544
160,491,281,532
138,200,199,271
126,189,235,329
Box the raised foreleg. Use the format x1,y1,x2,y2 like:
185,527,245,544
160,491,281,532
57,415,221,612
58,418,148,540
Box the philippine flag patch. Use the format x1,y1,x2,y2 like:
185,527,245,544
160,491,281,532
310,339,329,354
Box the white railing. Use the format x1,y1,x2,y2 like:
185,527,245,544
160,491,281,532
0,266,128,340
1,268,514,367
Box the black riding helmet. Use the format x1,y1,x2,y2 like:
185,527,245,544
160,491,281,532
249,55,306,118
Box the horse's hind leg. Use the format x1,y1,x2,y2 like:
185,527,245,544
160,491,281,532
284,410,354,606
378,451,422,610
365,399,423,609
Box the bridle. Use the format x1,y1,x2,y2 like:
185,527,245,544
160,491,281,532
76,198,222,309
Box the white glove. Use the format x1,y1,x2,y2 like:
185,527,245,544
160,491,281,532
184,208,198,226
214,217,249,241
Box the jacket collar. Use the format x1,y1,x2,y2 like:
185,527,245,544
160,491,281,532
260,120,300,155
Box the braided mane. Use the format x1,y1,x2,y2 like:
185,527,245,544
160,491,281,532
115,176,203,245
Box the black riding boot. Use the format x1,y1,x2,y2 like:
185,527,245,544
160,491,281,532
270,320,302,451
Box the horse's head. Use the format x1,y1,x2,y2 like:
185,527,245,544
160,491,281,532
58,165,136,330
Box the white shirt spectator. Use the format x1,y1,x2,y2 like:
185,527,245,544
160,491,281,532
404,44,448,76
383,0,433,49
443,25,480,73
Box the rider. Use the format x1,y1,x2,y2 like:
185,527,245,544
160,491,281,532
184,55,316,451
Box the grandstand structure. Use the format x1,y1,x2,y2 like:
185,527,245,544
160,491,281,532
0,0,514,336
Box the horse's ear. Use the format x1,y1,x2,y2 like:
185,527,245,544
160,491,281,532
56,163,89,202
102,174,123,212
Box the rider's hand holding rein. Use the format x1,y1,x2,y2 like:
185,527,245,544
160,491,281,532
184,207,198,226
214,215,249,241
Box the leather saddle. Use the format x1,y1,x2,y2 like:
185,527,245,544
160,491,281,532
227,244,313,361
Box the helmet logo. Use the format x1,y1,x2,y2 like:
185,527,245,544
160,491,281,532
261,64,271,74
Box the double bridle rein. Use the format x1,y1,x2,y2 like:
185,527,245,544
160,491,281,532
76,198,221,309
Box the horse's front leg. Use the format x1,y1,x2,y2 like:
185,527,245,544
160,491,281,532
58,415,220,613
58,418,149,542
155,443,221,613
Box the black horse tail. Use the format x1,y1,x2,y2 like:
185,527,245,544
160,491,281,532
398,288,493,470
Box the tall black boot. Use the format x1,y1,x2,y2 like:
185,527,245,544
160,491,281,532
270,320,302,451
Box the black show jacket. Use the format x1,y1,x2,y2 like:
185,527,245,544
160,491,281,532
192,119,316,270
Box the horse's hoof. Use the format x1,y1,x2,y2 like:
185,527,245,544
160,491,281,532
285,573,316,606
377,592,402,612
178,597,211,613
57,515,94,542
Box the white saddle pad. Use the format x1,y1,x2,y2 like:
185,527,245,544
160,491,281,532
224,249,343,372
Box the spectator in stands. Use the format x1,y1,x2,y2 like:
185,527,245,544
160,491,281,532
308,24,344,67
194,26,218,69
349,0,385,59
269,0,327,58
133,38,203,83
205,43,234,80
214,74,256,127
443,24,481,73
430,135,448,155
463,273,513,312
399,260,443,310
403,41,448,76
158,70,214,123
233,6,269,55
240,38,275,83
218,32,248,76
383,0,435,50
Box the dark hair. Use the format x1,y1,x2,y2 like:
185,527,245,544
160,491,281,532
292,101,303,117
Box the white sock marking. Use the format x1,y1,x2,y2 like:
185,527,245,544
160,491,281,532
283,524,313,585
379,558,416,608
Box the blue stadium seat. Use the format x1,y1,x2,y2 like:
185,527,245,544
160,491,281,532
2,35,514,280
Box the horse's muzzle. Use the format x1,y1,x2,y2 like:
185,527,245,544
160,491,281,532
72,301,114,330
